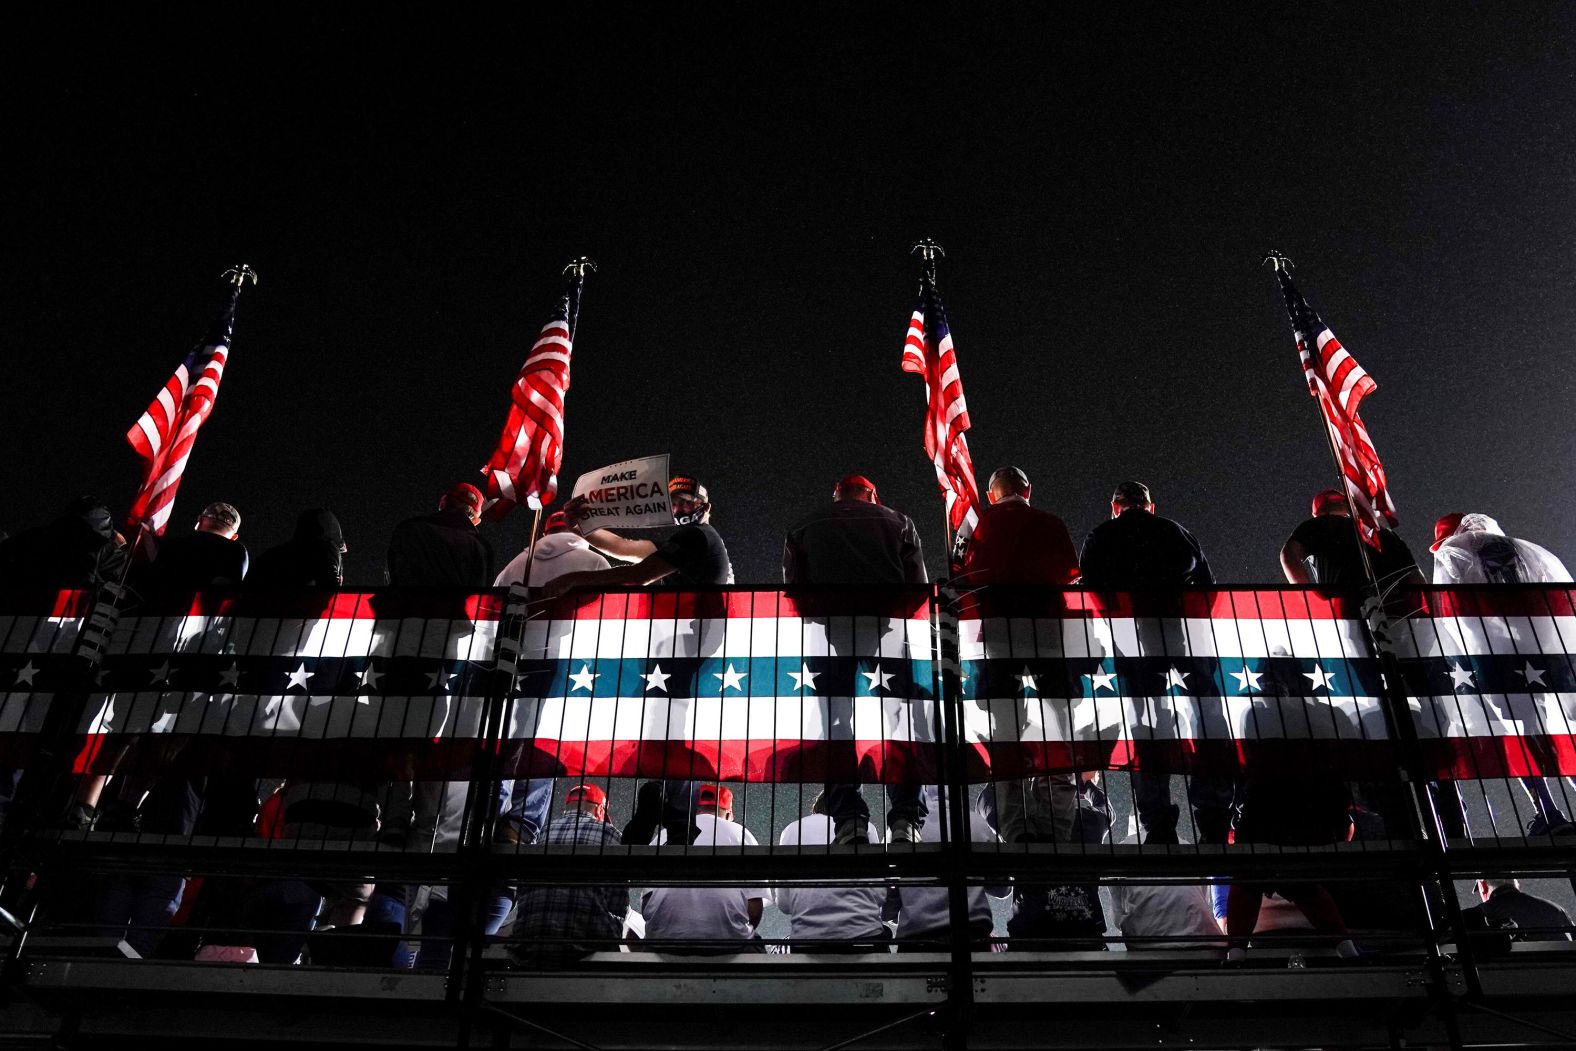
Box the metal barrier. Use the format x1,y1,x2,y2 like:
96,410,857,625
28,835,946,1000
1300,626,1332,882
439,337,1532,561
1,583,1573,1050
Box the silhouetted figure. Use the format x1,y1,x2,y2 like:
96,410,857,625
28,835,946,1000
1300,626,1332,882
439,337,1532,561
0,496,128,591
783,475,928,844
249,509,347,588
1280,489,1423,591
139,501,248,600
386,483,492,587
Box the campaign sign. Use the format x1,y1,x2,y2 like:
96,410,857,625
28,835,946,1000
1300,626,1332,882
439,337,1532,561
571,454,672,529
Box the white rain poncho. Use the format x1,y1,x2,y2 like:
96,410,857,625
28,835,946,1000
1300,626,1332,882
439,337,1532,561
1432,514,1573,585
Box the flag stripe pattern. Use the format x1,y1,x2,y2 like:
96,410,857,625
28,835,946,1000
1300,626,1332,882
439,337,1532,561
124,284,240,539
1276,269,1398,549
902,278,980,539
4,587,1574,787
481,277,583,518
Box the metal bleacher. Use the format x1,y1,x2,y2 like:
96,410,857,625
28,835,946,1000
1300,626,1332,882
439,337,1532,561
1,582,1574,1050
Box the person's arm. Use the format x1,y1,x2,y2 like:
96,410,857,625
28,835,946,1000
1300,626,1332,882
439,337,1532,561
1077,532,1105,588
1049,518,1081,585
747,897,764,928
1185,531,1215,587
543,554,679,598
1280,537,1315,584
782,535,803,584
581,528,659,561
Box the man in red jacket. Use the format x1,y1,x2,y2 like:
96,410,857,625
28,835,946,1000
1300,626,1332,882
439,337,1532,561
959,467,1081,843
960,467,1079,589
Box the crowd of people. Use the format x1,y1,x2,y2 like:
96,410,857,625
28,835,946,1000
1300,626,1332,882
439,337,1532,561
1,468,1574,964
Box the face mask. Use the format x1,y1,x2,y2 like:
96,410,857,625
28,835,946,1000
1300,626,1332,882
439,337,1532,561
672,501,710,527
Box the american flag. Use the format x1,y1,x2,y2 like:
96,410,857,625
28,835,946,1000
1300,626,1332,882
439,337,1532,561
1275,267,1398,550
901,276,980,542
124,278,241,544
481,274,584,520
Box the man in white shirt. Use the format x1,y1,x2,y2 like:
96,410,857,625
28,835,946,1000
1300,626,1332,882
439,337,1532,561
1109,883,1225,949
775,796,888,952
641,785,770,953
893,787,1010,950
494,510,611,587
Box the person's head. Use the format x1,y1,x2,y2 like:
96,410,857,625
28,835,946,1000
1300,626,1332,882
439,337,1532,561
987,466,1032,505
1110,480,1153,519
196,501,242,539
1311,489,1349,519
809,789,827,816
564,783,609,822
441,483,484,524
542,510,572,535
296,509,347,554
1430,512,1467,552
668,474,711,526
695,783,734,821
1476,877,1518,901
832,474,880,505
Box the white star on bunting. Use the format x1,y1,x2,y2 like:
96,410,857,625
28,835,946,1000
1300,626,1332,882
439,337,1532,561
218,662,242,689
1085,668,1117,693
1517,662,1548,689
568,664,598,693
13,661,38,687
1230,665,1263,693
1303,665,1336,692
149,661,172,686
1161,666,1190,691
861,664,894,693
788,663,820,692
642,664,671,693
1016,667,1038,694
286,663,315,691
1447,663,1475,691
714,663,747,692
355,663,383,691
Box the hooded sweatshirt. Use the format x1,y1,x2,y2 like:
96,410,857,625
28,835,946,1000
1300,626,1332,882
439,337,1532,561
493,530,610,587
249,509,346,589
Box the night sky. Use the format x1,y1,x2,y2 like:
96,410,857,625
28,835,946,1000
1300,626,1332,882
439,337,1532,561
6,7,1574,586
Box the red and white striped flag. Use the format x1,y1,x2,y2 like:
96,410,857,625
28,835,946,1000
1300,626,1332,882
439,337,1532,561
481,274,585,520
124,276,244,544
902,276,980,542
1275,266,1398,550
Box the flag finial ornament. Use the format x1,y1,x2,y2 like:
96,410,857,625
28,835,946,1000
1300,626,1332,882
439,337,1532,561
910,239,945,282
222,264,259,290
1262,250,1294,274
563,257,598,278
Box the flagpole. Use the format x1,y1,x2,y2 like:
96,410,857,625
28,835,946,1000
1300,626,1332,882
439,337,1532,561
910,239,955,559
1265,251,1480,1027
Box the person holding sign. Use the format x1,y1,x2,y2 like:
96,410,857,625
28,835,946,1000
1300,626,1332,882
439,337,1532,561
546,473,734,595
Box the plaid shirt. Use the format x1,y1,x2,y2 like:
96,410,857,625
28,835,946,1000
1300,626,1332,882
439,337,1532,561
512,814,626,960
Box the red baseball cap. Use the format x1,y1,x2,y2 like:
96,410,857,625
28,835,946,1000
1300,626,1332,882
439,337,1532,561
543,510,571,533
1430,512,1466,552
1311,489,1347,517
834,474,880,503
696,783,734,810
564,783,607,807
443,482,484,514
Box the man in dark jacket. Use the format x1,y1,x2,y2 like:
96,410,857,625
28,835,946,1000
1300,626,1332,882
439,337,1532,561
783,474,927,585
1080,481,1212,590
0,496,128,591
249,509,347,589
387,483,493,587
1080,482,1233,844
784,475,928,844
140,501,249,600
1462,879,1574,945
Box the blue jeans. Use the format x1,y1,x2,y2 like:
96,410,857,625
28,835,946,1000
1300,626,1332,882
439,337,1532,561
414,890,515,970
499,778,553,843
92,873,186,957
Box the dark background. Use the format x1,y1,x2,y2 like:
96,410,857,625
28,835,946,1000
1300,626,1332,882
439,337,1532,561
5,6,1573,584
